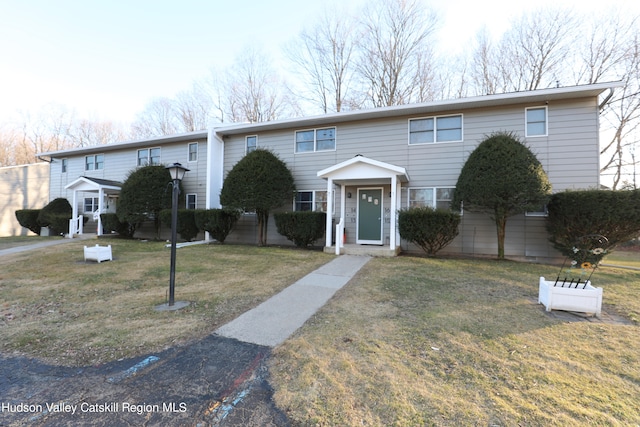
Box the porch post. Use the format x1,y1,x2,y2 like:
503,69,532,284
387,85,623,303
97,187,104,236
325,178,333,248
395,178,402,248
390,175,397,250
70,190,78,237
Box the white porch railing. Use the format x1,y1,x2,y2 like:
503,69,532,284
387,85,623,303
68,215,84,238
335,218,345,255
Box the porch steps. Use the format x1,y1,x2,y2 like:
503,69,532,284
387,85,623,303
325,244,401,257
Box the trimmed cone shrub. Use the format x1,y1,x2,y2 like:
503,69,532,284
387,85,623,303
274,211,326,248
546,189,640,259
159,209,200,242
15,209,42,235
399,207,461,256
37,198,72,236
194,208,241,243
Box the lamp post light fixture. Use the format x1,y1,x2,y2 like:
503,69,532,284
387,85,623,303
166,162,189,306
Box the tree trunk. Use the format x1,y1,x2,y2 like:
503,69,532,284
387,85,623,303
495,215,507,260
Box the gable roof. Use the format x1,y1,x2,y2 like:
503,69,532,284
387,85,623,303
40,130,208,159
214,81,623,137
64,176,122,194
318,155,410,184
38,81,622,158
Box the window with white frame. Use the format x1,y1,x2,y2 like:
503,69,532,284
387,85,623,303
409,115,462,144
137,147,161,166
84,197,99,213
188,143,198,162
61,158,68,173
295,191,329,212
246,135,257,154
295,127,336,153
526,107,547,137
186,193,197,209
85,154,104,171
525,204,548,217
409,187,455,210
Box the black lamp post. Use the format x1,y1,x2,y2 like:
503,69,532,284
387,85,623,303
166,162,189,306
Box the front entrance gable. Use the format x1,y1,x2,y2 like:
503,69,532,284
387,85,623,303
317,156,408,255
64,177,122,237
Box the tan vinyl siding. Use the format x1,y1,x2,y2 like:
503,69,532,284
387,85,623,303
221,95,600,259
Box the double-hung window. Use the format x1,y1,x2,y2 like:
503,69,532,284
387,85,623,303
188,143,198,162
246,135,257,154
84,197,99,213
186,194,197,210
295,191,329,212
61,158,68,173
137,148,161,166
409,187,456,211
295,127,336,153
526,107,547,137
85,154,104,171
409,115,462,144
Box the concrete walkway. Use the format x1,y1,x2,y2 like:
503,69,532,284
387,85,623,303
0,234,95,257
216,255,371,347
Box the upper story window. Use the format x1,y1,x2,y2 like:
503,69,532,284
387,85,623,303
526,107,547,137
137,147,161,166
246,135,257,154
188,143,198,162
295,127,336,153
409,115,463,144
409,187,455,211
85,154,104,171
295,191,329,212
61,158,68,173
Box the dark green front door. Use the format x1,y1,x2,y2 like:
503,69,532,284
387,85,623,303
357,188,382,244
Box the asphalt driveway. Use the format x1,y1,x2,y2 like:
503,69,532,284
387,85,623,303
0,334,288,426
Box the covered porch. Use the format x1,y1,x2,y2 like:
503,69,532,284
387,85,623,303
64,177,121,237
317,155,409,256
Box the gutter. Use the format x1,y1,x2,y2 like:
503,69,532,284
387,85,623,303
598,87,615,111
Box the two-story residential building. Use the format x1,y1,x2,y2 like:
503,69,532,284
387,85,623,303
38,82,621,260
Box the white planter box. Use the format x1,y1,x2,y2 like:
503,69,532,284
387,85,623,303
538,276,602,318
84,244,113,263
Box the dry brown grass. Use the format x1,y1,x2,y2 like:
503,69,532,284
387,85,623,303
270,256,640,426
0,238,332,366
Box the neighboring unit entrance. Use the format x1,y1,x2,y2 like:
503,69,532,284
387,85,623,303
357,188,383,244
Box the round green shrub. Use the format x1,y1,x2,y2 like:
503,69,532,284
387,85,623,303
398,207,461,256
274,211,326,247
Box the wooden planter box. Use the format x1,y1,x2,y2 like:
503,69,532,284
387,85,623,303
538,276,602,318
84,244,113,263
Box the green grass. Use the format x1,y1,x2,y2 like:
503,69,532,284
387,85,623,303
603,249,640,269
270,256,640,426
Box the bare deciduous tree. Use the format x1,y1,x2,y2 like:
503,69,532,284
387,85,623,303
210,47,298,123
286,6,358,113
356,0,439,107
130,97,180,138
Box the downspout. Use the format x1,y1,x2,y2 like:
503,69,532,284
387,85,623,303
598,87,614,111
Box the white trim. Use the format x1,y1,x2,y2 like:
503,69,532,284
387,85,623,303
294,126,337,154
525,106,548,137
187,142,199,162
356,187,384,245
408,113,464,145
186,193,197,209
245,135,258,154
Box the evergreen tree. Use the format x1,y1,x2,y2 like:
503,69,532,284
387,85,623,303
220,149,295,246
452,131,551,259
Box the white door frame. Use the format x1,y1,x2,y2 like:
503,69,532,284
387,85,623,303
356,187,383,245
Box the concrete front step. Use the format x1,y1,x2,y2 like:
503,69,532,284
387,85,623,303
324,244,401,257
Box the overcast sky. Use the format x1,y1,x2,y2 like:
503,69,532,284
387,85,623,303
1,0,638,124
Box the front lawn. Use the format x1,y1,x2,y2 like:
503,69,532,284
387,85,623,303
270,256,640,426
0,239,332,366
